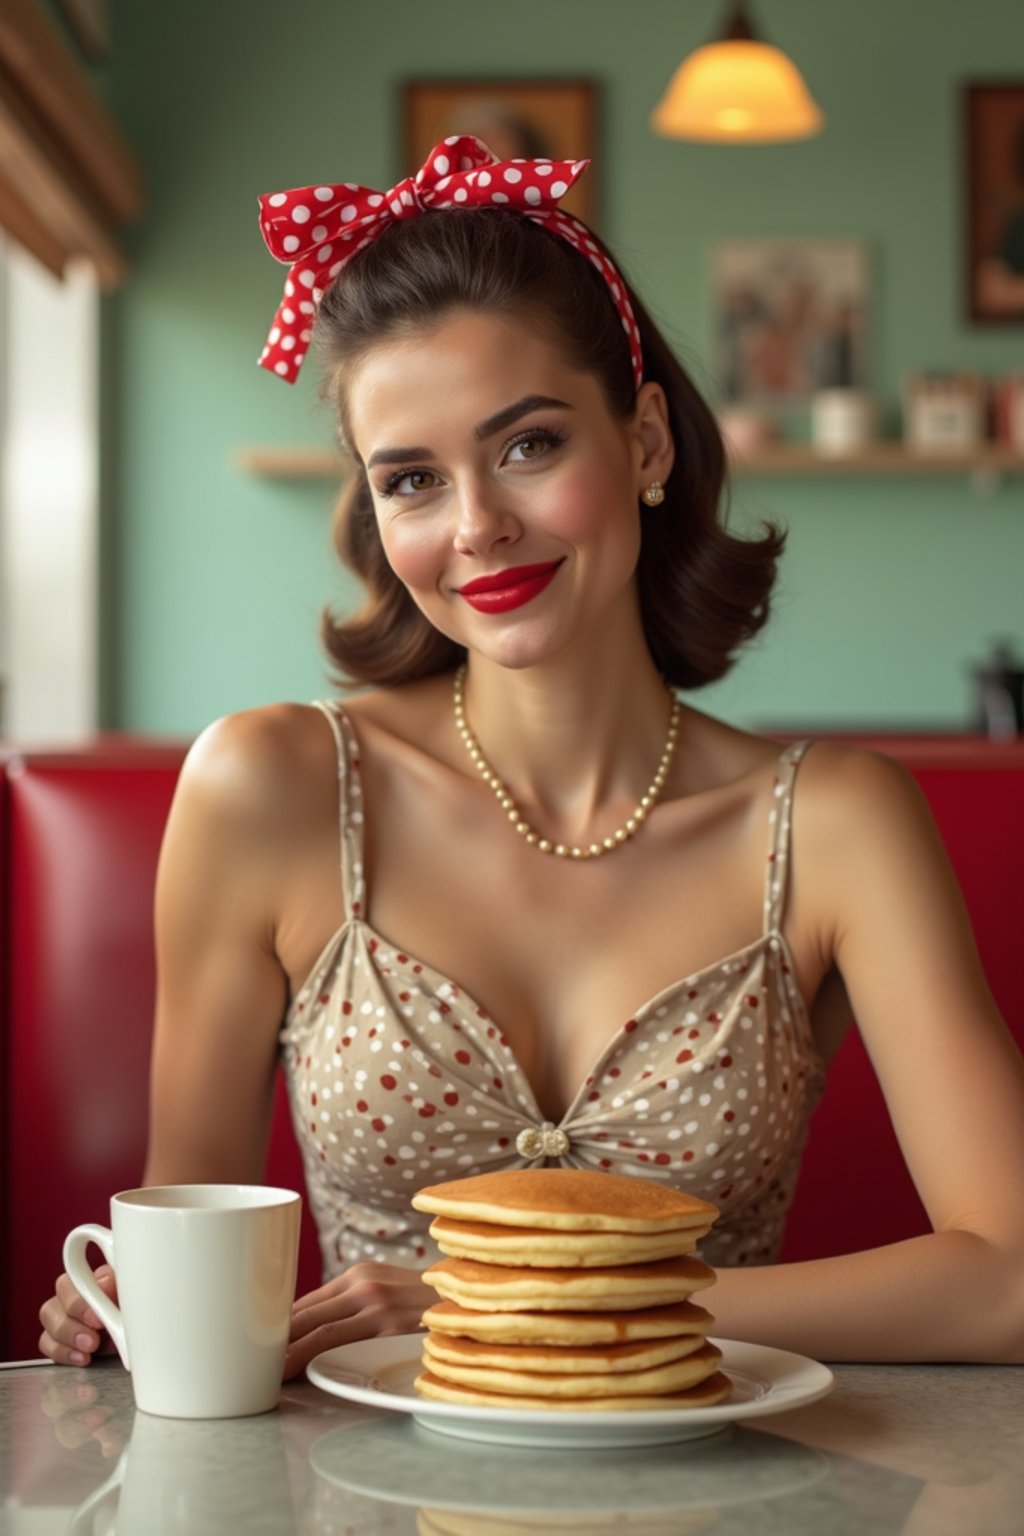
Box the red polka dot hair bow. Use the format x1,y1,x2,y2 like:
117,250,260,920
257,135,643,389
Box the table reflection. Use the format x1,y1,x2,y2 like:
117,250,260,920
304,1417,829,1535
3,1359,1023,1536
60,1389,297,1536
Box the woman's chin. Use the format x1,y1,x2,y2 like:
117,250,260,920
426,615,568,674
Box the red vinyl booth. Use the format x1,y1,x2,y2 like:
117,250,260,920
0,740,320,1363
2,734,1022,1360
777,736,1024,1262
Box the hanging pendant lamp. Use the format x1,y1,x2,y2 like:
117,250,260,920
651,1,823,144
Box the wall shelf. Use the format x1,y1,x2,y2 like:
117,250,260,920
231,443,1024,481
729,444,1024,477
232,446,352,478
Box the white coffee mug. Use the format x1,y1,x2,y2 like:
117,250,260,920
64,1185,301,1419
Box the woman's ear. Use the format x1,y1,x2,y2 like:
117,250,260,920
628,382,675,494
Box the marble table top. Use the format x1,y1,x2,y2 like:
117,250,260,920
2,1352,1023,1535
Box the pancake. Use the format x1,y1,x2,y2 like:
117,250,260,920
415,1171,722,1413
422,1256,716,1313
418,1512,718,1536
414,1367,733,1412
422,1340,722,1398
413,1170,717,1234
429,1215,708,1268
420,1299,715,1346
422,1330,707,1375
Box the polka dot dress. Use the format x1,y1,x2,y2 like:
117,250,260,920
278,705,825,1279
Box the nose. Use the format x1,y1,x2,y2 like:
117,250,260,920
452,480,522,558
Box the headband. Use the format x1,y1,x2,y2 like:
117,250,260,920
256,135,643,391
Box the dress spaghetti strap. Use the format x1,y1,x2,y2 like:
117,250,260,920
762,741,813,938
312,700,367,920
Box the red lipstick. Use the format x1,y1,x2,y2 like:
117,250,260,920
457,561,563,614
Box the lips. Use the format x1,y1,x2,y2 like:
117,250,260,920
457,560,564,614
458,561,563,596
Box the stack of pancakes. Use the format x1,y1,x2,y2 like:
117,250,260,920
411,1170,731,1411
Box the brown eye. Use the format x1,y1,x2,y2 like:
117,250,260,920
382,468,439,497
508,436,549,462
505,428,565,465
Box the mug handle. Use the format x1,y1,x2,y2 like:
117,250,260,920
66,1448,127,1536
63,1224,129,1370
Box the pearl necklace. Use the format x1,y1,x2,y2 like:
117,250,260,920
452,664,681,860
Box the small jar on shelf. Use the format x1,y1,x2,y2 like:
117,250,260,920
902,372,987,454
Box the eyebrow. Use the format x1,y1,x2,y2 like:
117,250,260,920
365,394,573,470
474,394,574,442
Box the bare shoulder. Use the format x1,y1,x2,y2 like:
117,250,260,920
169,681,454,863
789,741,962,969
678,709,925,811
173,701,339,844
793,739,936,849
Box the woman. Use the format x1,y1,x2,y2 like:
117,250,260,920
40,139,1024,1378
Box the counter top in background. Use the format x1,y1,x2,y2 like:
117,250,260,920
765,731,1024,766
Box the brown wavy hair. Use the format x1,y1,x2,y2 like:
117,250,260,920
313,208,784,690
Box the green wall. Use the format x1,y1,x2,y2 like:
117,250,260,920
105,0,1023,735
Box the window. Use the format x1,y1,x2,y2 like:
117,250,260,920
0,233,100,740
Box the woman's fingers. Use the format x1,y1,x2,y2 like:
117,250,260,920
284,1264,432,1380
283,1315,366,1380
38,1301,98,1366
39,1266,118,1365
58,1265,117,1327
291,1275,351,1312
284,1307,424,1379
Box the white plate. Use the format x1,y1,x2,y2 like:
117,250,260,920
310,1413,831,1517
306,1334,833,1449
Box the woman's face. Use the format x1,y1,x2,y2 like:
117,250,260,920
345,309,670,672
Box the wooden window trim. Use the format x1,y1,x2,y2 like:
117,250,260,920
0,0,142,286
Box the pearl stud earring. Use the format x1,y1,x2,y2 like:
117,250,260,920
642,481,665,506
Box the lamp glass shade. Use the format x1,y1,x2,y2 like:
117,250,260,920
651,40,823,143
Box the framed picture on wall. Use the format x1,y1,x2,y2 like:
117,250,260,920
965,82,1024,324
402,79,599,227
711,239,869,407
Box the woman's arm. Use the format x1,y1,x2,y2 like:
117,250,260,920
148,707,432,1379
40,703,434,1371
39,709,294,1365
709,745,1024,1363
142,709,295,1186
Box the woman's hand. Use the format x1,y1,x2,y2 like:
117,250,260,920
38,1265,118,1367
40,1371,127,1460
284,1263,433,1380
